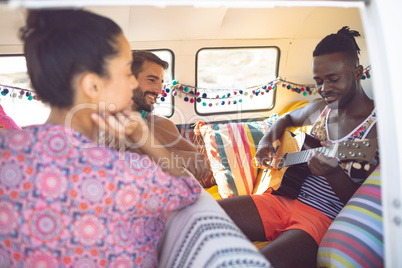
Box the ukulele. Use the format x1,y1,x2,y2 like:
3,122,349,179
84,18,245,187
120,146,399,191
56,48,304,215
253,131,379,198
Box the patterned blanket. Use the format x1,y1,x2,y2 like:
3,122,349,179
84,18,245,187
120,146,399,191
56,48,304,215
157,189,272,268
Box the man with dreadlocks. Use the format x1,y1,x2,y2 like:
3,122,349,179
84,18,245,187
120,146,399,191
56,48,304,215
218,26,379,267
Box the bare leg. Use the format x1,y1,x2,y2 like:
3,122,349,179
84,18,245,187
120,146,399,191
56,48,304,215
260,229,318,268
218,195,266,241
219,196,318,268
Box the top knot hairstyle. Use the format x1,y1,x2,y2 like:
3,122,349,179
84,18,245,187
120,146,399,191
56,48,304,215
19,9,123,107
313,26,361,66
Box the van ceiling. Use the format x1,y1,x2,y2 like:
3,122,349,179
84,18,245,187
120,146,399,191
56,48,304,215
0,5,363,45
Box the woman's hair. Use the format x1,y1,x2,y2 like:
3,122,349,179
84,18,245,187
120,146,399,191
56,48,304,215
131,50,169,78
313,26,361,66
19,9,123,107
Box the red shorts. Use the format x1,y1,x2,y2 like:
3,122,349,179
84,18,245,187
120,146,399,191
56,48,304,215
251,193,333,245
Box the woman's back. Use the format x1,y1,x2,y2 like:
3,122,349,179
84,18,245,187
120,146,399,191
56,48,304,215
0,123,201,266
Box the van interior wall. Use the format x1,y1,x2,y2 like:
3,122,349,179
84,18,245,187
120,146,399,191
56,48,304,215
0,5,372,126
103,5,373,124
131,38,372,125
94,5,373,125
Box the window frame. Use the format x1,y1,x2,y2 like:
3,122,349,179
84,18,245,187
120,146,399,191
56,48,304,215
0,53,51,127
146,48,175,118
194,46,280,116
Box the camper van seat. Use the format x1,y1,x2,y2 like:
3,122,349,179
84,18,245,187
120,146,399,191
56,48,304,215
192,100,310,199
317,166,383,267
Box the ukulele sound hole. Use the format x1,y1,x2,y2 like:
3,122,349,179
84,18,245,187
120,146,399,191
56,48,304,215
278,155,286,170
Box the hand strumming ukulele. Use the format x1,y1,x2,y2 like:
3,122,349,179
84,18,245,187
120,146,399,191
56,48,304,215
254,131,379,198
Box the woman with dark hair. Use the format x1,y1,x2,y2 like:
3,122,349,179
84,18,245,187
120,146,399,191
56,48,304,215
0,9,201,267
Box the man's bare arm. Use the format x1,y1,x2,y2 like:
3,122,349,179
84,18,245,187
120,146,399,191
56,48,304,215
255,98,326,166
287,98,327,126
148,115,210,181
148,115,198,152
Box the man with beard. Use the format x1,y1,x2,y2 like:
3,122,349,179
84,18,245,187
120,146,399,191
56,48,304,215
218,26,379,267
130,50,210,182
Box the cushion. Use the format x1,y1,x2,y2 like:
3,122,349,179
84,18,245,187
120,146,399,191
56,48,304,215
194,114,278,198
206,185,221,200
317,166,383,268
278,100,311,135
157,189,272,267
279,100,309,115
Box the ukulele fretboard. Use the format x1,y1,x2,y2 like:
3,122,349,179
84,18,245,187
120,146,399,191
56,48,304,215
283,144,339,167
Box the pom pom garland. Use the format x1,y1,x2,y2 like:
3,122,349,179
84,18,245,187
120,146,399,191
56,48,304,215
158,66,371,108
361,66,372,80
1,66,370,106
0,84,38,101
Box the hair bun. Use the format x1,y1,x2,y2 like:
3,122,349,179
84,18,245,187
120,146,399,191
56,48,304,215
337,26,361,39
20,10,50,41
337,26,361,54
19,9,78,41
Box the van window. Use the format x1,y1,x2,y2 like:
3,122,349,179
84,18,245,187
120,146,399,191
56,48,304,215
149,49,174,117
0,50,174,127
0,55,50,127
195,47,279,115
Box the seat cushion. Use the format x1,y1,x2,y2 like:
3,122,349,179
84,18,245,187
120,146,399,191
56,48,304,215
158,189,273,267
317,166,383,267
194,114,278,198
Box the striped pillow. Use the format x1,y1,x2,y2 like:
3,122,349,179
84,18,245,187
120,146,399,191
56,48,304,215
194,114,278,198
317,166,383,268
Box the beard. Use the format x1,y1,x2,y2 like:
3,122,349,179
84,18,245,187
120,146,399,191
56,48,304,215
132,86,156,112
323,82,357,110
337,81,357,109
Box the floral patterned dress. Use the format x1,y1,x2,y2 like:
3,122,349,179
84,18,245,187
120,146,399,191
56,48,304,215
0,124,201,267
0,104,20,130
